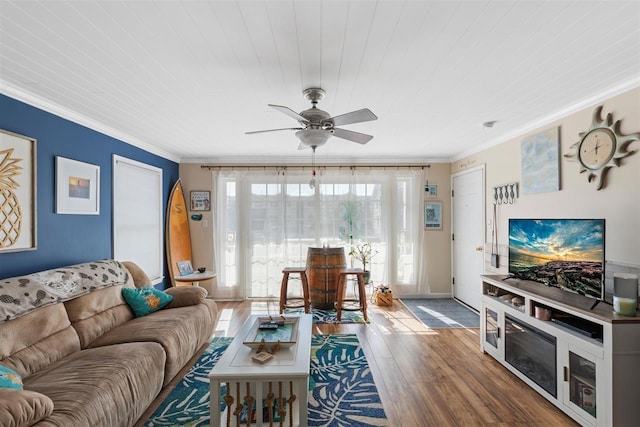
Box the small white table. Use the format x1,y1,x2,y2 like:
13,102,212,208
209,314,312,427
174,270,216,287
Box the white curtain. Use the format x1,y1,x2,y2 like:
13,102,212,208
211,167,429,299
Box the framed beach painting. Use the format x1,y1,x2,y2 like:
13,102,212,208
520,127,560,195
56,156,100,215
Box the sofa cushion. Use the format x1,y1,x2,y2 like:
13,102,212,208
164,286,207,309
0,260,131,323
121,261,153,288
0,388,54,427
88,303,215,386
64,285,135,348
25,342,165,427
122,287,173,317
0,303,80,380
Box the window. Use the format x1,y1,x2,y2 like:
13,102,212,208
214,168,426,299
113,155,163,284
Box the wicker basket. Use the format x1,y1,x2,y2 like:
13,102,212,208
374,291,393,306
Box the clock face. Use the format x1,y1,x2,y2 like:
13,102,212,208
564,105,639,190
578,128,615,169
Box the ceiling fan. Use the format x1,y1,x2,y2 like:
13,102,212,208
246,88,378,150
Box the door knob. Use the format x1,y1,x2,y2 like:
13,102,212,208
475,246,483,251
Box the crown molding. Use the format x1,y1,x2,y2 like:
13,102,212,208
1,80,181,163
450,77,640,162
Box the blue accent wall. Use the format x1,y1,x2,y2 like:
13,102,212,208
0,94,179,288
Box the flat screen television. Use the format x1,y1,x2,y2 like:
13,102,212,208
508,219,605,300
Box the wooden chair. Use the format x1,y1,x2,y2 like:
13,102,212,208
335,268,368,321
279,267,310,314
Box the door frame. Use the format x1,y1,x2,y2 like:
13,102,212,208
450,164,485,302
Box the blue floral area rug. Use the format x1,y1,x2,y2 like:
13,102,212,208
400,298,479,328
284,308,369,324
145,334,387,426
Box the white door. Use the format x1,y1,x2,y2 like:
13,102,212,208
451,166,484,311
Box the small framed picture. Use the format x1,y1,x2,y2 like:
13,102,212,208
424,201,443,230
425,184,438,197
190,190,210,211
56,156,100,215
176,260,194,276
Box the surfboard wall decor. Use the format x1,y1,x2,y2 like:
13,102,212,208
166,179,193,287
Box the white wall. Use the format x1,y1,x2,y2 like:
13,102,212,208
419,163,452,295
452,87,640,292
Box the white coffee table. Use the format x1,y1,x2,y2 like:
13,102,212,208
209,314,312,427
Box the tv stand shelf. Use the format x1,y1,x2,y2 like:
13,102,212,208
481,275,640,427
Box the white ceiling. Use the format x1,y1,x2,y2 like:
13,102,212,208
1,1,639,164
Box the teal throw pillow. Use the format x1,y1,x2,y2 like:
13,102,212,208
122,286,174,317
0,365,23,390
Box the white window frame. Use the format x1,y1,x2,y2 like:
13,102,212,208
112,155,164,284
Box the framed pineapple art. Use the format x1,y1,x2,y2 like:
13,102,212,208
0,129,37,253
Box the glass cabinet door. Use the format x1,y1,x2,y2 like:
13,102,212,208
568,351,596,418
484,307,500,352
563,344,601,425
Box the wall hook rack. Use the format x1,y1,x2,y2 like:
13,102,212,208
493,182,518,205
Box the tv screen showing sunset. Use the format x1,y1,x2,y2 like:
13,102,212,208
508,219,604,299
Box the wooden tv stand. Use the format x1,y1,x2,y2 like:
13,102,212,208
480,275,640,427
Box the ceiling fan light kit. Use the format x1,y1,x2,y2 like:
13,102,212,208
246,88,378,149
295,129,332,149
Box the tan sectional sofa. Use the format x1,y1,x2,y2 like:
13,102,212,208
0,260,218,427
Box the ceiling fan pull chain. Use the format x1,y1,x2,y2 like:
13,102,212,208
309,147,317,189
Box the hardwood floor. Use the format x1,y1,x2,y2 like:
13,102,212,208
137,299,579,426
214,299,578,427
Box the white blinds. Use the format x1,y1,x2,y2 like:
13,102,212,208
112,155,163,283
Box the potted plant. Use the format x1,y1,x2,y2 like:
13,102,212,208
348,242,378,283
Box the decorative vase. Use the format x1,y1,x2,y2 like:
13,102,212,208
363,270,370,284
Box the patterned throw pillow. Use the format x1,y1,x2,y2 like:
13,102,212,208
0,365,23,390
122,286,174,317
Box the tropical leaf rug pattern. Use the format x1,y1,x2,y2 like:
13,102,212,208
145,334,386,426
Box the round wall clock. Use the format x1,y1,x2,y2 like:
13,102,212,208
564,105,639,190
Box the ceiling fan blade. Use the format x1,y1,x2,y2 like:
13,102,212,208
245,127,303,135
333,128,374,144
328,108,377,127
269,104,309,123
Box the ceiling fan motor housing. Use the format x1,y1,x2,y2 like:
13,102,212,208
300,88,332,129
300,108,332,129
